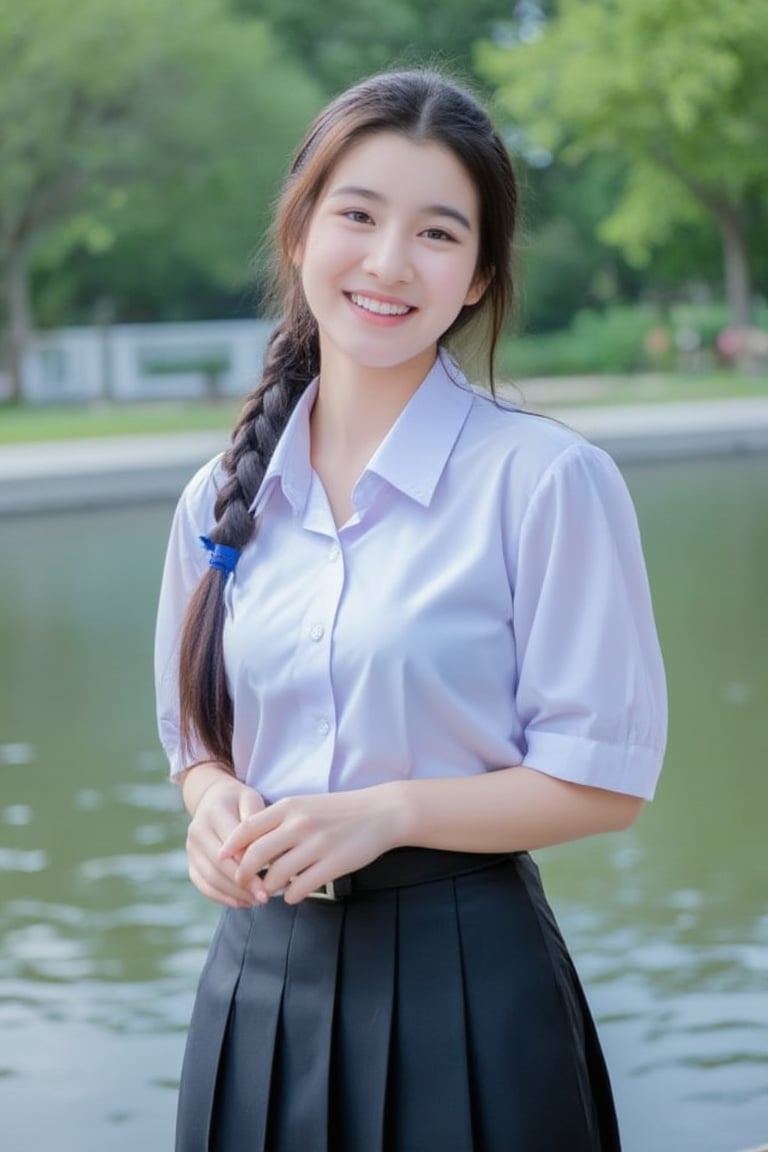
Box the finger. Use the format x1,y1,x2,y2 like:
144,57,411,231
196,859,268,906
188,850,255,902
219,807,277,861
282,860,339,905
187,825,269,905
231,825,305,889
253,843,329,900
188,826,269,901
188,863,254,908
188,812,238,856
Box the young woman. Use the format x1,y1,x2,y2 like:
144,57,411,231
155,68,667,1152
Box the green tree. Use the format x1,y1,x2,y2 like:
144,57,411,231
478,0,768,327
0,0,321,402
236,0,517,93
516,153,645,332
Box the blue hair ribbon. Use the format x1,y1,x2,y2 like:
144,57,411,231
200,535,240,576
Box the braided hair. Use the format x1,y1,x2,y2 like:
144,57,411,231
177,68,519,767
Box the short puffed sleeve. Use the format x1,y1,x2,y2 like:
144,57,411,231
154,457,222,777
512,442,667,800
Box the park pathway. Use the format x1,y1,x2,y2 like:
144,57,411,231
2,394,768,514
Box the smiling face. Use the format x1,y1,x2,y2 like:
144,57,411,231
296,131,486,387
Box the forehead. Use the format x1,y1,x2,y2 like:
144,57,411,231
324,131,479,221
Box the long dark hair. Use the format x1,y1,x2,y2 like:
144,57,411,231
178,68,519,768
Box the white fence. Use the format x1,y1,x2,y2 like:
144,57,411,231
15,319,273,403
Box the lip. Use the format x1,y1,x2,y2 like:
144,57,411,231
346,290,414,309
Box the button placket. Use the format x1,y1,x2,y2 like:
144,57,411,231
297,533,344,765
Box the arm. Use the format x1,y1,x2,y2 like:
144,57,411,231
154,464,272,907
390,764,643,852
219,766,642,905
220,444,663,904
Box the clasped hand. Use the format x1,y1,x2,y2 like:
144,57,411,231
187,776,400,907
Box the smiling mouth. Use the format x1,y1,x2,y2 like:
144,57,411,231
347,293,414,317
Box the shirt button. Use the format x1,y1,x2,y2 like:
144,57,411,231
317,717,330,736
310,623,324,642
329,544,340,563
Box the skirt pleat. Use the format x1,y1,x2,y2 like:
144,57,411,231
393,879,476,1151
514,853,621,1150
455,855,617,1151
213,902,297,1152
332,892,397,1152
178,902,294,1152
174,909,255,1151
175,853,622,1152
265,901,343,1152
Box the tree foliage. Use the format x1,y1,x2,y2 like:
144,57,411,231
236,0,517,93
514,153,649,332
0,0,321,399
478,0,768,324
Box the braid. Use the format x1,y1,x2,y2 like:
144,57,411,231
178,313,318,768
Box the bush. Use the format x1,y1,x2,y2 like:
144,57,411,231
498,304,659,379
497,300,768,379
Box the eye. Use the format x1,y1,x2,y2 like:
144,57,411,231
343,209,374,225
421,227,456,242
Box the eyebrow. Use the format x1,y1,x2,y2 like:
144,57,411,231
329,185,473,231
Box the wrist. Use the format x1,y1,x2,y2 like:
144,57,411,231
180,761,237,817
376,780,415,849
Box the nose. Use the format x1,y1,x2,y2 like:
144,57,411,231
361,227,413,284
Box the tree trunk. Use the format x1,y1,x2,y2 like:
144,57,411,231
3,245,32,404
715,203,752,329
662,158,754,331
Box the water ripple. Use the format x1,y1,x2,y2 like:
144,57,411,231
0,848,48,873
0,743,35,766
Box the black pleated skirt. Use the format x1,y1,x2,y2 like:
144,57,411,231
175,852,621,1152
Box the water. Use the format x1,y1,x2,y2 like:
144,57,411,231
0,456,766,1151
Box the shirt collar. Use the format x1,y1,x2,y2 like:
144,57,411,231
363,349,474,507
248,349,475,518
248,377,319,517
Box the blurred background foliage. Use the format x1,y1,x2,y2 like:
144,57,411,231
1,0,767,389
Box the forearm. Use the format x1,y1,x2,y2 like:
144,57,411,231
216,764,643,905
384,765,644,855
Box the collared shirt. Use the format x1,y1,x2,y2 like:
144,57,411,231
155,351,667,802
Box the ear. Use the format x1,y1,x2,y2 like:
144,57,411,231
464,267,492,307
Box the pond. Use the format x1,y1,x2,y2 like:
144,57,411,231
0,454,766,1152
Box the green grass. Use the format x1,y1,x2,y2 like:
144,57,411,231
1,372,767,445
0,399,241,445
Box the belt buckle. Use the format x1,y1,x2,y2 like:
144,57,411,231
307,880,337,901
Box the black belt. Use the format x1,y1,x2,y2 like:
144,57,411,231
307,848,514,901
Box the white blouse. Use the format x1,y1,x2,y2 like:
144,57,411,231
155,351,667,802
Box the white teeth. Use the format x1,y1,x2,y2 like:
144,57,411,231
350,293,411,316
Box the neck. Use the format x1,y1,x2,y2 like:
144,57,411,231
310,344,437,457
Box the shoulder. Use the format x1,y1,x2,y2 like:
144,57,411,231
457,386,620,504
173,452,228,535
462,387,584,462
